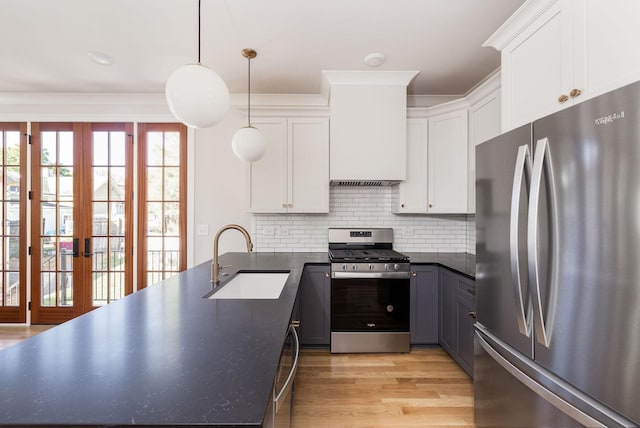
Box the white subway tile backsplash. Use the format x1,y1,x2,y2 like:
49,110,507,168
253,187,476,253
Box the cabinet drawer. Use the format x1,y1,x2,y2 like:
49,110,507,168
456,277,476,299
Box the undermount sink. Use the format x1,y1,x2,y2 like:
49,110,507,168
206,271,290,300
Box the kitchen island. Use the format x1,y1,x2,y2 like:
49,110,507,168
0,251,474,427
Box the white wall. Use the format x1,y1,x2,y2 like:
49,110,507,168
191,109,254,265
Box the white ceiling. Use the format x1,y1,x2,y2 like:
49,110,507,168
0,0,525,96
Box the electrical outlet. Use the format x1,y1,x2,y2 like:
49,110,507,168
196,224,209,236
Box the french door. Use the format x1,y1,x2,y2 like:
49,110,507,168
30,123,133,324
0,123,27,323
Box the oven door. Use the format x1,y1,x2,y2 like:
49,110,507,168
331,276,410,332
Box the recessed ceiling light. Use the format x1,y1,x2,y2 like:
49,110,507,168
87,51,114,66
364,52,385,67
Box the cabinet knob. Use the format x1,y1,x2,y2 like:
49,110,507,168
558,94,569,103
282,203,287,208
468,311,477,319
288,203,293,208
428,204,433,208
411,271,417,277
325,272,330,278
570,88,582,98
401,204,406,208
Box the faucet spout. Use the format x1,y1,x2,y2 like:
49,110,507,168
211,224,253,284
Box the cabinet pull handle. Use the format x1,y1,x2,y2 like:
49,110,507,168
558,94,569,103
570,88,581,98
468,311,477,319
325,272,330,278
291,320,300,328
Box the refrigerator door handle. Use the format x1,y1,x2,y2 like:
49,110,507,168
475,329,606,428
510,144,532,337
528,138,560,348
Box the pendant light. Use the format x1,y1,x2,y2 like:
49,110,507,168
231,48,267,162
165,0,230,128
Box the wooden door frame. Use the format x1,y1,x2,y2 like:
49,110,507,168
136,123,187,289
0,123,28,323
82,123,134,310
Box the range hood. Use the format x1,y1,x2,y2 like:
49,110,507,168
322,71,419,185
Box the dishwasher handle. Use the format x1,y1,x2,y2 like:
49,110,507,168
274,323,300,413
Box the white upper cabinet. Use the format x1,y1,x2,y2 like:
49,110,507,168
393,100,469,214
427,107,469,214
486,0,640,131
249,117,329,213
578,1,640,100
393,117,429,213
467,74,502,214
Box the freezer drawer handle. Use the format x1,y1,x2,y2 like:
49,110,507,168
475,330,606,428
509,144,532,337
528,138,560,348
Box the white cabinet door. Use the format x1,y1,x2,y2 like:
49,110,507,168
501,0,573,131
578,0,640,101
393,118,428,213
288,118,329,213
427,109,468,213
468,88,501,213
249,118,287,213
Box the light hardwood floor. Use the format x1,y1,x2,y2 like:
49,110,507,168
1,327,475,427
293,348,476,428
0,324,52,351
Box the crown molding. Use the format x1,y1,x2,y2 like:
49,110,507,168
483,0,558,51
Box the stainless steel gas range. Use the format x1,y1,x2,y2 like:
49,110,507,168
328,228,411,353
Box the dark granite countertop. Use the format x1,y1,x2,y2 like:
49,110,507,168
0,252,327,427
406,252,476,279
0,250,472,427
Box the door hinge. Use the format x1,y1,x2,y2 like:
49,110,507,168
28,191,32,200
24,133,31,144
28,246,31,256
28,301,31,311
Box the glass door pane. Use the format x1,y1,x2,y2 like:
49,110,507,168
89,127,131,306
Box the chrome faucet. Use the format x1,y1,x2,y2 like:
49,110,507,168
211,224,253,284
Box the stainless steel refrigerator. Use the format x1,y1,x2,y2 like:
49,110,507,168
475,81,640,427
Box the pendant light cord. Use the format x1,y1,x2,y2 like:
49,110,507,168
197,0,201,64
247,55,251,126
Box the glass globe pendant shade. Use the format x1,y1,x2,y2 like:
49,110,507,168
231,126,267,162
165,63,230,128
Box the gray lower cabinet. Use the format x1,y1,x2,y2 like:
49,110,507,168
298,265,331,346
410,265,439,345
439,268,476,378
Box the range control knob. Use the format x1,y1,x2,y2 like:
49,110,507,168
352,264,357,271
384,264,390,271
342,264,347,271
394,264,400,271
368,264,374,270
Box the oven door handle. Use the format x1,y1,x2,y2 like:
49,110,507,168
331,271,411,279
